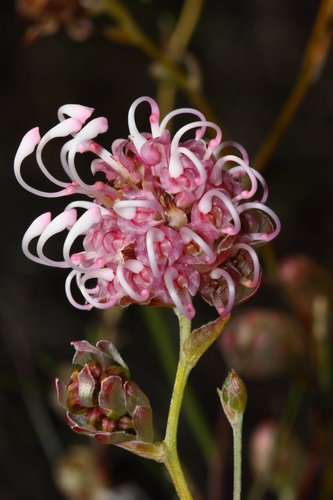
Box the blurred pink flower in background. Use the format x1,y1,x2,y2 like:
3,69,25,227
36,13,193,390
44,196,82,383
54,444,151,500
249,420,305,496
278,254,333,326
219,309,305,377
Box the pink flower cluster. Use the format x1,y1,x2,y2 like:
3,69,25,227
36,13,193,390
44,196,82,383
15,97,280,319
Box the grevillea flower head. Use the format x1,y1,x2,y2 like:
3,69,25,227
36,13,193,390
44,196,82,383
15,97,281,319
56,340,154,445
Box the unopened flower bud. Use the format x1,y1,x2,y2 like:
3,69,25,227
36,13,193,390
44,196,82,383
56,340,154,446
218,370,247,424
118,415,134,431
104,364,131,381
66,385,87,415
70,365,82,383
86,359,103,378
86,407,104,429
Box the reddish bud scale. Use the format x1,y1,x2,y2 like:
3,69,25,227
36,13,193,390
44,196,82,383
86,359,103,378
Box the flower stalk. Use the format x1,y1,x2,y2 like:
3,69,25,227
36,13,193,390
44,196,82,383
162,310,192,499
218,370,247,500
161,311,231,499
163,359,193,499
253,0,333,173
155,0,204,118
142,307,216,461
232,416,244,500
101,0,220,125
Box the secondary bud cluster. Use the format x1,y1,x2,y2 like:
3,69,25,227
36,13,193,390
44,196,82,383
15,97,280,319
56,340,154,445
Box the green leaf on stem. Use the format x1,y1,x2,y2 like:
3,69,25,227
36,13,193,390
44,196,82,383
182,314,231,367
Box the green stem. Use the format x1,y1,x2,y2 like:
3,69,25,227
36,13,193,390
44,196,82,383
164,360,193,499
252,0,333,173
156,0,204,118
162,311,193,500
143,310,230,496
164,359,191,447
167,0,204,57
232,416,243,500
141,308,216,462
101,0,222,127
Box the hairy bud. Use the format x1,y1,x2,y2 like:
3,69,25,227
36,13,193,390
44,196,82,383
218,369,247,424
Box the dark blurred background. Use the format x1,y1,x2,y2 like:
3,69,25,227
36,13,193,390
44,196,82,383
1,1,333,499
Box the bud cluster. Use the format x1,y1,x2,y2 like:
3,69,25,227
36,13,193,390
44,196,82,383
56,340,154,445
